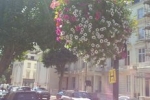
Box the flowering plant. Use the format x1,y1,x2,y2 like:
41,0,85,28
51,0,134,65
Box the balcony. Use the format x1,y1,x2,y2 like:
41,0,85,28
137,61,150,69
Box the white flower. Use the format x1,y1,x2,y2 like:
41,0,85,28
88,29,91,32
100,34,104,38
91,43,95,47
80,31,83,34
70,28,75,33
85,20,89,24
100,39,103,43
75,14,78,17
88,26,92,29
103,53,106,57
61,31,65,35
82,17,85,21
83,33,87,36
81,36,85,40
74,35,78,39
95,50,98,54
104,39,108,42
89,8,92,11
79,23,83,27
88,4,92,8
91,48,94,52
92,36,96,39
65,35,69,40
89,16,93,19
84,38,88,41
73,12,76,16
97,35,101,39
89,23,92,26
107,42,110,46
84,25,87,28
96,28,99,32
91,52,94,56
96,44,100,48
81,28,84,32
72,5,76,8
100,28,104,31
70,34,73,38
75,9,78,12
101,19,105,23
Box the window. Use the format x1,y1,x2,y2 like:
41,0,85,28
137,8,144,19
127,75,131,92
72,77,76,88
31,56,34,60
26,71,30,78
133,0,140,4
139,48,145,62
125,51,130,65
27,63,31,68
138,27,145,39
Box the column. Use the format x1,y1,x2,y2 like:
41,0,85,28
130,74,134,98
93,74,96,92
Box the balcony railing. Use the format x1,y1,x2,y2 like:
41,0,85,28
137,61,150,68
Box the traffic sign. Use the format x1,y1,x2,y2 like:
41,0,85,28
109,69,116,83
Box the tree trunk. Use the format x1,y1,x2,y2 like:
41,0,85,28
58,66,65,91
0,45,15,76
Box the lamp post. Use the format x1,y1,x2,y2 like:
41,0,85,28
113,58,119,100
85,62,88,91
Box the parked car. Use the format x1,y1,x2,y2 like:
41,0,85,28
56,90,91,100
17,86,31,91
0,91,38,100
7,86,19,92
119,96,130,100
33,87,50,100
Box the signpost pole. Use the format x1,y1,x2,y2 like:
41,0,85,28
113,58,119,100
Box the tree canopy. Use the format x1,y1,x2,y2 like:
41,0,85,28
42,47,78,90
0,0,58,74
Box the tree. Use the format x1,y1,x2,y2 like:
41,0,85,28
42,47,78,90
50,0,136,65
0,0,57,75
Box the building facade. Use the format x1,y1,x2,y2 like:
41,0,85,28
11,51,59,94
60,0,150,99
11,52,38,87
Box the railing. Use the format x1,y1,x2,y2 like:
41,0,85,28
137,61,150,68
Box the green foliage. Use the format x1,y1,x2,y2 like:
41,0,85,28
42,47,78,74
52,0,135,65
0,0,58,73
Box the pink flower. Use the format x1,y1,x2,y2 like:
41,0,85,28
56,27,62,35
75,26,81,32
56,37,60,41
71,16,76,22
50,0,60,9
63,15,70,20
95,11,101,20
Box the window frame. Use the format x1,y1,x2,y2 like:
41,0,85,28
138,48,145,62
137,8,144,19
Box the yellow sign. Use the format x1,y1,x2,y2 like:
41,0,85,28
109,69,116,84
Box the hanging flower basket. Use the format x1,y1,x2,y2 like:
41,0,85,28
52,0,134,65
